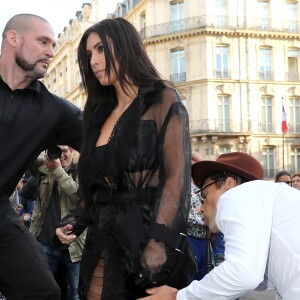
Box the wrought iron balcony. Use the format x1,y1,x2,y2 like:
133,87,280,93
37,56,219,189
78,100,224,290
258,122,274,133
258,71,273,81
139,16,203,39
264,169,277,179
287,123,300,134
139,15,300,40
189,119,252,134
255,18,270,31
254,18,299,33
283,21,298,33
170,72,186,83
214,69,231,79
285,72,300,82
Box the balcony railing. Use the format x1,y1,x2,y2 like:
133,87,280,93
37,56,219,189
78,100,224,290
258,122,274,133
190,120,300,135
285,72,300,82
189,119,251,134
255,18,270,31
258,71,273,81
287,123,300,134
214,69,231,79
139,16,203,39
139,15,300,40
170,72,186,83
264,169,276,179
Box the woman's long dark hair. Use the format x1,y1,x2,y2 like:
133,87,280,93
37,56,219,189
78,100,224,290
77,18,162,205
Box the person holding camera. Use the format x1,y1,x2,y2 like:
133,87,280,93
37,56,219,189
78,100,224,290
29,145,86,300
9,176,25,211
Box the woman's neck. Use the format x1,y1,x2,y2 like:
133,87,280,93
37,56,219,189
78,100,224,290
115,83,139,109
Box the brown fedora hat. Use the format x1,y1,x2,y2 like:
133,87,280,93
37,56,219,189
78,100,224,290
192,152,264,188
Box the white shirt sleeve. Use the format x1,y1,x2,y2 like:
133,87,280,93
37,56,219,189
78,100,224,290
177,181,274,300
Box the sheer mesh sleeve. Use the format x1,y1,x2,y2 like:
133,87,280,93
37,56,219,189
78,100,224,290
155,103,190,226
141,87,191,275
150,87,191,228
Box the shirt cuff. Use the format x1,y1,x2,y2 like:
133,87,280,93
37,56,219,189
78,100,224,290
176,287,187,300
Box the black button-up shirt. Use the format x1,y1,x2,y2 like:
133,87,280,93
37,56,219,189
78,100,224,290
0,77,83,204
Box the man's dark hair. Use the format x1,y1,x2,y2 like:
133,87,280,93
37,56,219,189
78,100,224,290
209,171,247,189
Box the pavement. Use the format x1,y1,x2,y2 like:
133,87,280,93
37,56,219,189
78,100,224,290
240,289,277,300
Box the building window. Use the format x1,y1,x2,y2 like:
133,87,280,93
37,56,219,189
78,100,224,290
259,48,272,80
59,82,63,96
140,12,146,39
170,1,184,33
140,12,146,30
215,45,229,78
259,96,273,133
285,2,297,32
287,49,299,81
218,95,230,132
219,145,232,154
170,49,186,83
116,4,124,17
76,71,82,85
76,97,82,109
291,147,300,173
214,0,227,27
262,146,275,178
58,64,63,85
257,1,270,30
128,0,133,10
288,97,300,133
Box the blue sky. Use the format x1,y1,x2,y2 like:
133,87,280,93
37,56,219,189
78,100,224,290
0,0,119,40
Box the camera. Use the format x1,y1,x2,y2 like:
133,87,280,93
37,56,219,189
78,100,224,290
46,146,62,160
23,214,31,228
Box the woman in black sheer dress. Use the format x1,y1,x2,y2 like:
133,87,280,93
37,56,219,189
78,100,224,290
57,18,196,300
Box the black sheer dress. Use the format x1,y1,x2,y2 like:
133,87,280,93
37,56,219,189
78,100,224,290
77,81,197,299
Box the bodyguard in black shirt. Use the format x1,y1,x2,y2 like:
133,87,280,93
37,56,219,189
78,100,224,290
0,14,82,299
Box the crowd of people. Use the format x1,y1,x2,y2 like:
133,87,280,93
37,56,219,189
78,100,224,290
275,170,300,191
0,12,299,300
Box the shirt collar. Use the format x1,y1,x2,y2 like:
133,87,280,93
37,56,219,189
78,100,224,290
26,80,42,95
0,76,41,95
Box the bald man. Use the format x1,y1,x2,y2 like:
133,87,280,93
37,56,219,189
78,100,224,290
0,14,82,299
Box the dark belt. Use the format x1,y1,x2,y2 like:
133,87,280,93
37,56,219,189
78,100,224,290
92,188,156,271
92,188,189,282
92,188,155,206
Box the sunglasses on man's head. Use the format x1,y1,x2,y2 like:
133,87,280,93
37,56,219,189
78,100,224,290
279,180,291,185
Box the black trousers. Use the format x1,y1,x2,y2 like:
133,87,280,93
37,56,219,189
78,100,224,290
0,221,60,300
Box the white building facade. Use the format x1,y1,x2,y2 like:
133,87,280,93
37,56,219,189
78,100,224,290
44,0,300,179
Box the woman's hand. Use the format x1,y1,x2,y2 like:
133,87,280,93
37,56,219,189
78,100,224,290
55,224,77,245
15,204,23,214
141,239,167,273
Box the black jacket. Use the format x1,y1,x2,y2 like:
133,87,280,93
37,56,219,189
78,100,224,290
77,82,197,299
